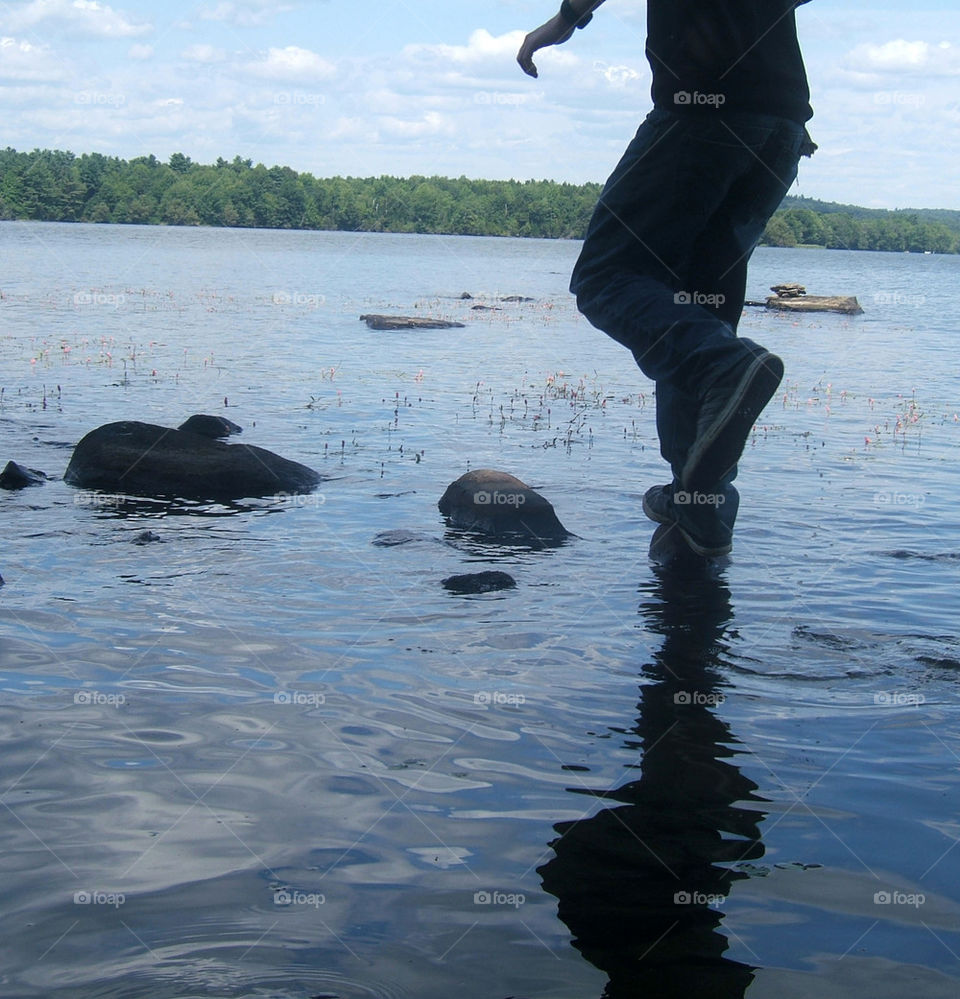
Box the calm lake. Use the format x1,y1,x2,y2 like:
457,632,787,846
2,221,960,998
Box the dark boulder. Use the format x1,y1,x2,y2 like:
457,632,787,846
442,570,516,594
438,469,569,544
177,414,243,439
64,421,321,501
0,461,48,490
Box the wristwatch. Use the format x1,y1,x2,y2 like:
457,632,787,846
560,0,593,29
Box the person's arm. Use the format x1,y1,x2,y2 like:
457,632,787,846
517,1,606,78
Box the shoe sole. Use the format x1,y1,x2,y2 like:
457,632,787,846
642,490,732,557
681,351,784,492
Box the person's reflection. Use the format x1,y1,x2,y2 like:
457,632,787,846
539,527,766,998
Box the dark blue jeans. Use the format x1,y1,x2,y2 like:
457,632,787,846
571,110,806,483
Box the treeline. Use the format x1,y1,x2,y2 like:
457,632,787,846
0,147,598,239
1,147,958,253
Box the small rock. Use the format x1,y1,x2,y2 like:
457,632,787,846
438,469,569,544
770,283,807,298
178,414,243,439
133,530,162,545
500,295,535,303
0,461,48,490
442,571,516,594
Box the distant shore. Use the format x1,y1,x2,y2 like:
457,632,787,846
2,147,958,254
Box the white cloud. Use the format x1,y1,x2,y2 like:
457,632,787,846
5,0,151,38
247,46,336,83
200,1,293,28
405,28,525,66
0,35,65,81
128,43,152,60
847,39,960,75
182,44,226,64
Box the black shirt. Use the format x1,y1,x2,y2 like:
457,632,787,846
647,0,812,122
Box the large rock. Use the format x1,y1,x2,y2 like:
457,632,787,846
765,294,863,315
438,469,569,543
64,421,321,501
360,314,465,330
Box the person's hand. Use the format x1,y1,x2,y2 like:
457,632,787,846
517,14,575,78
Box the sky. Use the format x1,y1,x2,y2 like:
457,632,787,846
1,0,958,210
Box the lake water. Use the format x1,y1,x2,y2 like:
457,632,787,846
1,221,960,998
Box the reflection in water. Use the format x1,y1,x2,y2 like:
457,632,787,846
540,529,767,997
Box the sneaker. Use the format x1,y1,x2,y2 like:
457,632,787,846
681,348,783,492
642,481,739,557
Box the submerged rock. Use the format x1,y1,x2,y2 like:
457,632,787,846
360,314,465,331
442,570,516,594
177,414,243,439
64,421,321,501
438,469,569,544
0,461,48,490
